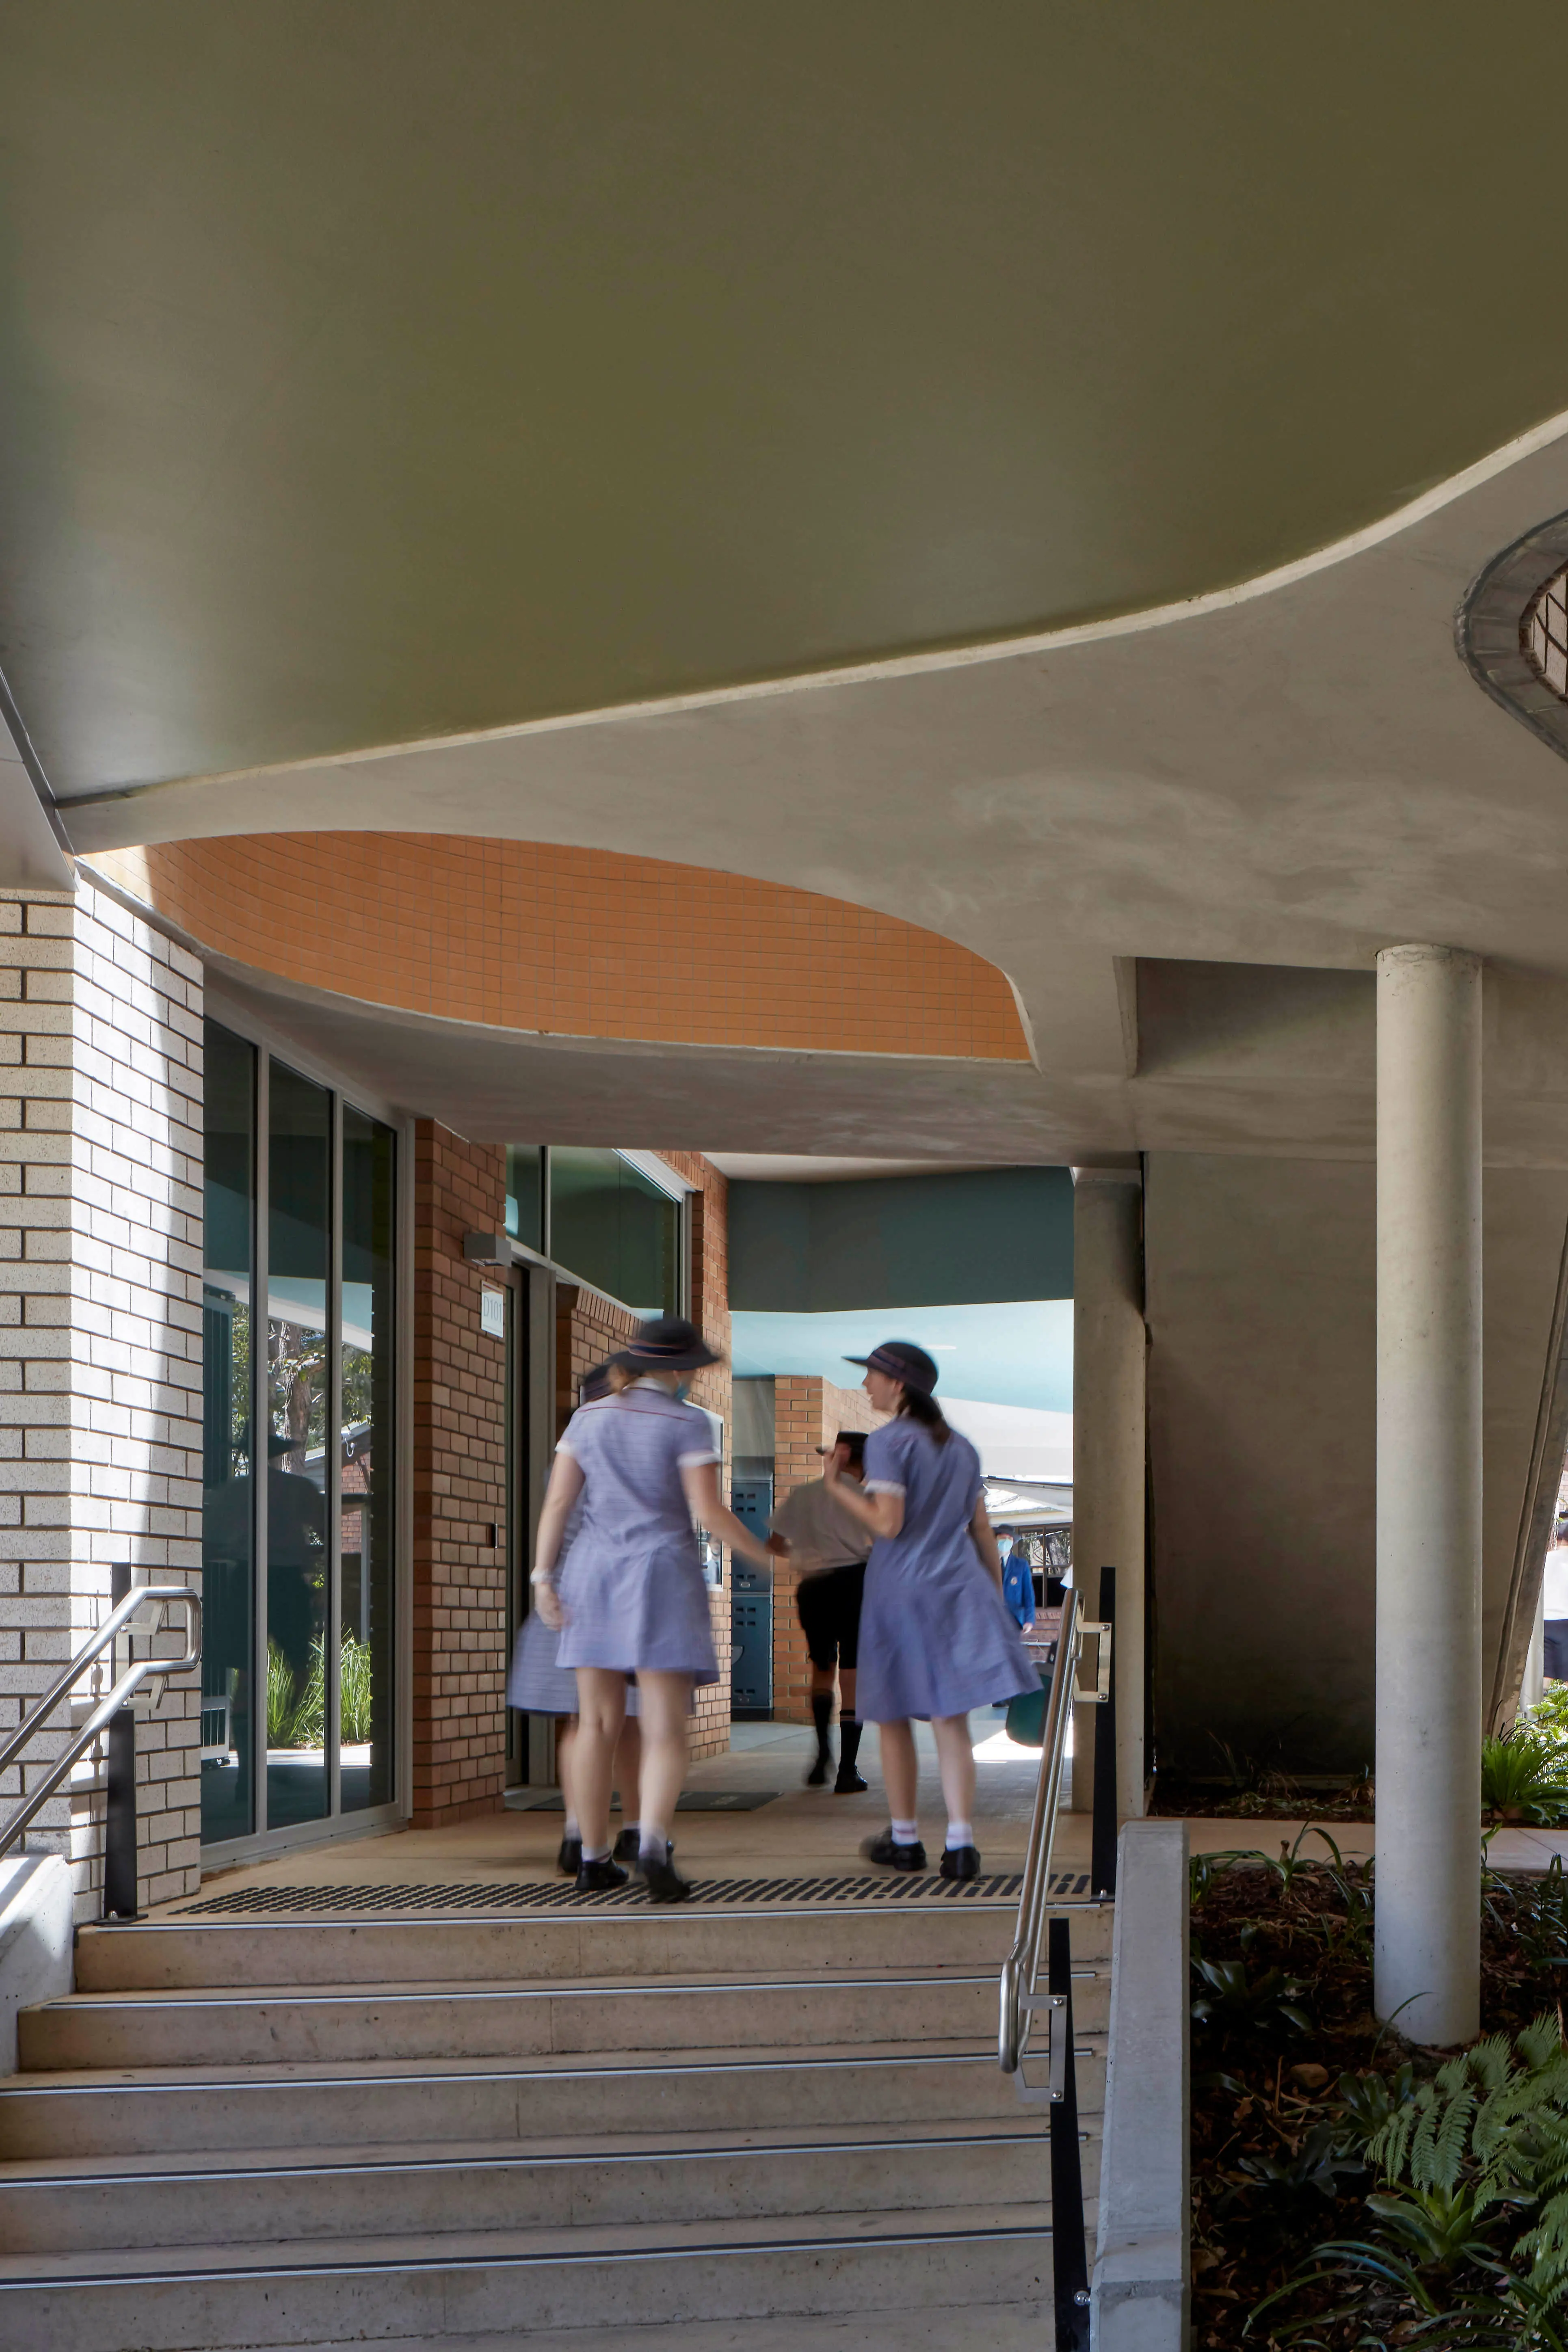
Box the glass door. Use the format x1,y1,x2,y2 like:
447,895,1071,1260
201,1020,399,1855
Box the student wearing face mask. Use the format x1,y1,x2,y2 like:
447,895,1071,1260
824,1340,1036,1879
532,1317,773,1902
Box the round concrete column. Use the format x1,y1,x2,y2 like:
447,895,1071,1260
1375,943,1482,2046
1069,1167,1146,1821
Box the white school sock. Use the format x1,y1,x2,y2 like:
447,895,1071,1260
581,1846,611,1864
563,1812,580,1839
640,1822,669,1859
945,1820,974,1850
891,1818,920,1845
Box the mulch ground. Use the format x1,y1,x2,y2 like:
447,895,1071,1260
1190,1853,1566,2348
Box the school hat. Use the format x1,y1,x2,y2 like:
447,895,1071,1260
616,1314,720,1372
815,1430,868,1458
843,1339,939,1394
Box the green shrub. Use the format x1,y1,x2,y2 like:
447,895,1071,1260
266,1636,325,1749
1482,1726,1568,1825
339,1633,373,1745
1526,1684,1568,1758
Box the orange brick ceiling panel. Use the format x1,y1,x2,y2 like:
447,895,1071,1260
86,835,1029,1061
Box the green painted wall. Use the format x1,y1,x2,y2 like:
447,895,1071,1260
728,1167,1073,1312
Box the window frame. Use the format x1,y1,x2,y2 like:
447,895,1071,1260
532,1146,692,1319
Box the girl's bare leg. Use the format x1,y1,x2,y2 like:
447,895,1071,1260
931,1712,977,1838
614,1714,642,1830
878,1718,919,1823
572,1669,628,1856
633,1671,691,1853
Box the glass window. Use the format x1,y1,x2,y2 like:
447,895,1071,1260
201,1025,256,1845
548,1148,683,1314
266,1063,331,1829
340,1106,396,1813
202,1022,400,1853
504,1146,543,1252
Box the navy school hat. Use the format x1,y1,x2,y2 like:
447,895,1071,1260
616,1314,720,1372
843,1339,939,1394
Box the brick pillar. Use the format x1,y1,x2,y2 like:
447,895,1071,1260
410,1122,508,1827
0,880,204,1916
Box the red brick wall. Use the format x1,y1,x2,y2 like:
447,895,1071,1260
411,1139,734,1802
410,1122,509,1827
771,1376,887,1723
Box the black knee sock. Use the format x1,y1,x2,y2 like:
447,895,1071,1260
839,1714,863,1772
811,1692,833,1760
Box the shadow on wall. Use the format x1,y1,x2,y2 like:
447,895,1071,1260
1146,1152,1568,1781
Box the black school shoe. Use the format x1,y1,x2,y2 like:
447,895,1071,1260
557,1835,583,1878
612,1827,641,1863
833,1766,868,1794
939,1844,982,1881
574,1855,629,1895
634,1847,692,1905
805,1753,831,1787
861,1828,928,1872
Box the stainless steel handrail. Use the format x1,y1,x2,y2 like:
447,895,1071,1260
0,1585,201,1860
999,1582,1080,2079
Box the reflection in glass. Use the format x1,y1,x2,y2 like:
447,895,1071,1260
201,1025,256,1844
504,1146,543,1252
549,1148,681,1314
266,1064,331,1828
341,1107,395,1812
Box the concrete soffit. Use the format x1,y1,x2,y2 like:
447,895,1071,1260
53,396,1568,826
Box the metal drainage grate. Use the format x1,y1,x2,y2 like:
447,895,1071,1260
167,1870,1093,1918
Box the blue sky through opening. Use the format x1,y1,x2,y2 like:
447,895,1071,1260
729,1301,1073,1412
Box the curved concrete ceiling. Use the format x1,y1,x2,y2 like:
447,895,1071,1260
8,5,1568,789
63,419,1568,1164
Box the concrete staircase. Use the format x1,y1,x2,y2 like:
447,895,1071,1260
0,1891,1107,2351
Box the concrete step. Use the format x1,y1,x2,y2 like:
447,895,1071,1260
0,2204,1060,2350
74,1900,1113,1992
0,2038,1105,2158
0,2119,1098,2255
237,2306,1060,2352
20,1966,1107,2070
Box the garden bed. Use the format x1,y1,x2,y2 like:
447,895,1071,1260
1190,1835,1568,2348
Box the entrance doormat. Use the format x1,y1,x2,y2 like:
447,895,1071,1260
170,1869,1067,1917
503,1789,781,1813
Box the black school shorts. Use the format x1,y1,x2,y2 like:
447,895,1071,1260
796,1563,866,1671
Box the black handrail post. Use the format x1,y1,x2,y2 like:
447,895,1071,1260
1090,1563,1118,1902
1048,1914,1091,2350
102,1561,139,1921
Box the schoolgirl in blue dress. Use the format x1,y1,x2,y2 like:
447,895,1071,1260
507,1362,644,1876
532,1317,773,1902
824,1339,1035,1879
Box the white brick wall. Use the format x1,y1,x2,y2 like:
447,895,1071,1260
0,879,204,1917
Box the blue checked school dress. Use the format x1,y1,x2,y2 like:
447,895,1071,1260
855,1415,1038,1723
508,1495,642,1714
554,1384,721,1683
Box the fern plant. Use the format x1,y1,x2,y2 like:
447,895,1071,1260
1256,2019,1568,2342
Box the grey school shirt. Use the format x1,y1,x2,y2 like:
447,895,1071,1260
770,1477,872,1577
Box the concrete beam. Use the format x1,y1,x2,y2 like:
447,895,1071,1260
1091,1819,1190,2351
1071,1167,1146,1818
